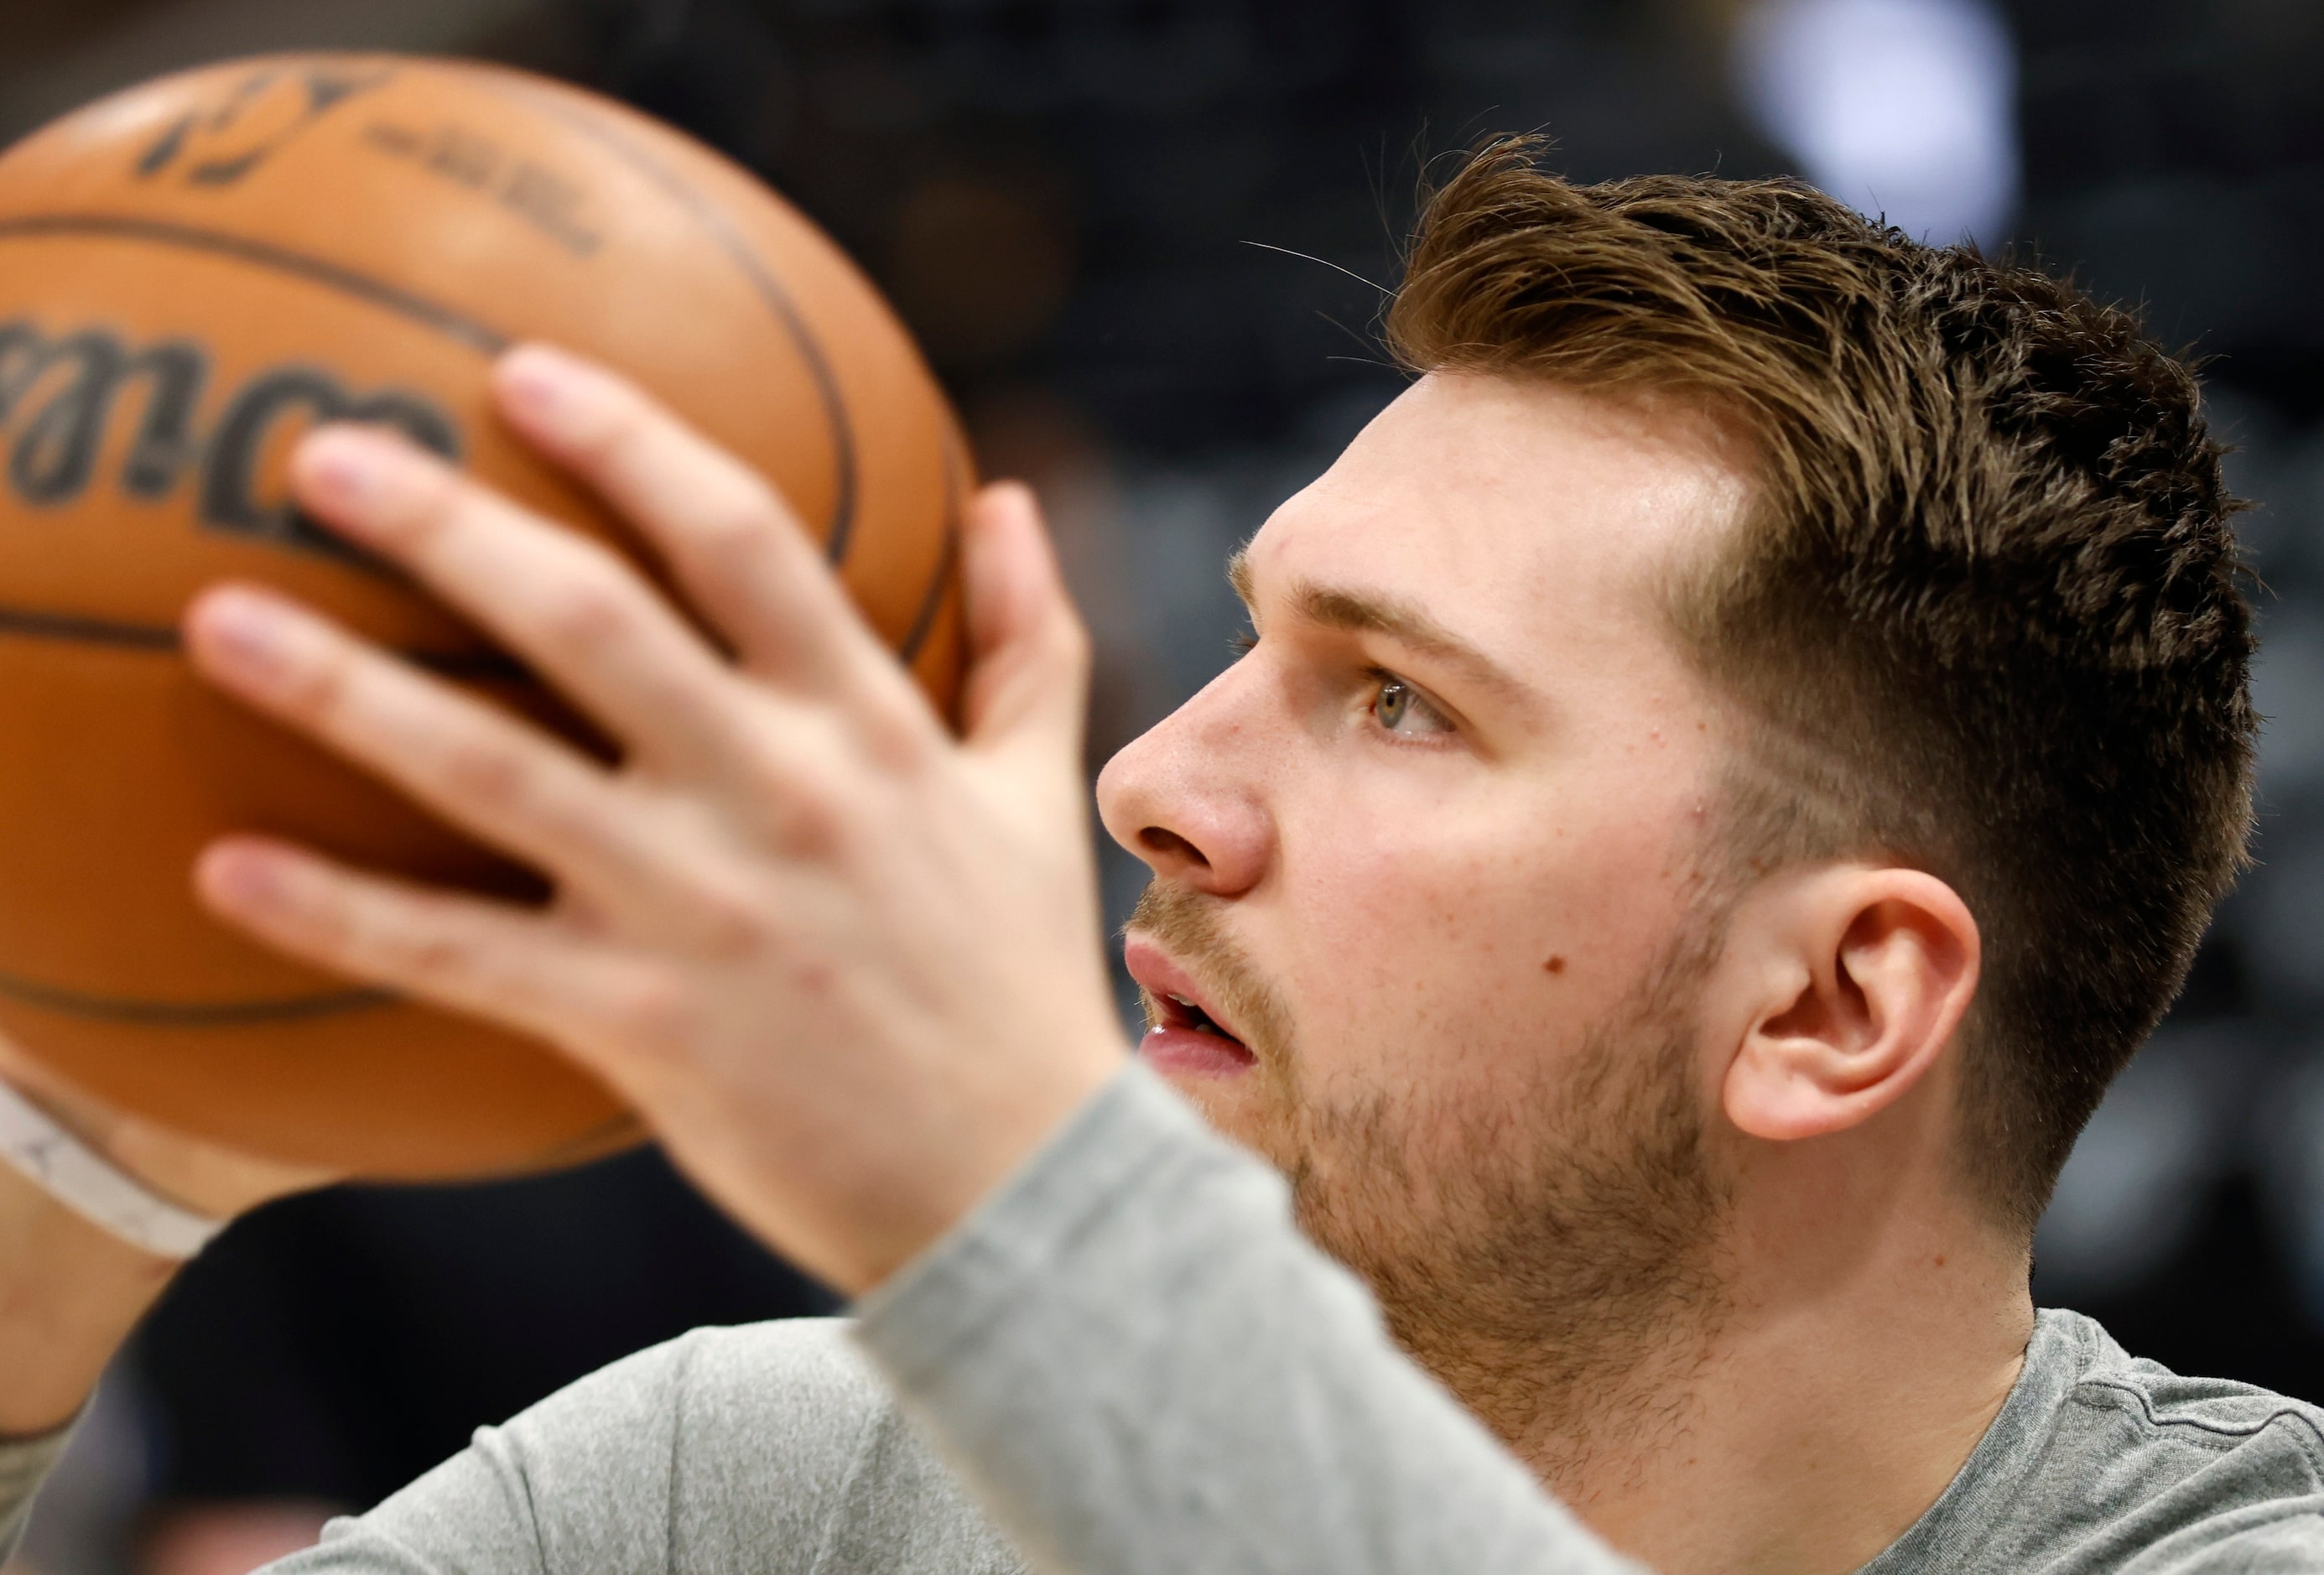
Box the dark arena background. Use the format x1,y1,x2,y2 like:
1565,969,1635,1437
4,3,2321,1572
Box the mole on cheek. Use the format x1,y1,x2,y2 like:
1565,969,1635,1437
1543,954,1568,975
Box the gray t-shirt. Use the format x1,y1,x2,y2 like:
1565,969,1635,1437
5,1065,2323,1572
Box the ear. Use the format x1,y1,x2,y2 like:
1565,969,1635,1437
1716,866,1980,1142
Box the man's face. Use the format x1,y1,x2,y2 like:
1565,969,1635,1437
1096,372,1754,1396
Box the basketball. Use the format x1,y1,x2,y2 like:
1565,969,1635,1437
0,55,969,1177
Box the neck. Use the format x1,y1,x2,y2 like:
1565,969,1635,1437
1419,1125,2035,1575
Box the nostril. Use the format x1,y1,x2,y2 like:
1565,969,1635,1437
1139,827,1209,868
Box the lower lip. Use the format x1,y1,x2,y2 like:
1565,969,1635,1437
1140,1026,1256,1077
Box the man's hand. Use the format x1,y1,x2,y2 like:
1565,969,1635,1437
182,345,1127,1294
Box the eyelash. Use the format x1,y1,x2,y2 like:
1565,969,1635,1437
1224,634,1457,743
1363,667,1458,743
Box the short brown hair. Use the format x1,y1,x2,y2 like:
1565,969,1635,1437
1386,141,2257,1233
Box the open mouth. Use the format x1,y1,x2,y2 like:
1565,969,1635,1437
1152,987,1240,1043
1125,937,1258,1077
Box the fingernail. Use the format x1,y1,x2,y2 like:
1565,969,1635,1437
190,587,297,679
296,426,397,509
197,841,285,912
496,344,585,419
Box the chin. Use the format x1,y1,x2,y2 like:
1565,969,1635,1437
1151,1059,1297,1168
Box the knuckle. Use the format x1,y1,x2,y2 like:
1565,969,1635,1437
762,754,853,857
399,926,477,985
688,878,779,955
434,731,533,812
603,967,699,1049
294,880,363,954
695,482,788,556
780,788,845,859
340,896,461,983
859,702,939,777
380,453,465,541
574,385,652,465
764,777,843,858
289,644,359,725
533,564,637,654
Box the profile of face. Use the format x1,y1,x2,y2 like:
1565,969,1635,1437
1096,372,1758,1401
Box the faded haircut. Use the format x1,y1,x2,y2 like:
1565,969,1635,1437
1386,139,2257,1233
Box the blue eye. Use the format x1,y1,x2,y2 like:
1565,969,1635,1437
1372,677,1451,736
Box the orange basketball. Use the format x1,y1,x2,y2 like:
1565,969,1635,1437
0,55,969,1177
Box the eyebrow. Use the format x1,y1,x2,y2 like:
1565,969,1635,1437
1225,548,1529,703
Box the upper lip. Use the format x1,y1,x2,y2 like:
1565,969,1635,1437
1121,936,1247,1045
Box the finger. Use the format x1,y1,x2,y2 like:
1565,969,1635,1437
491,344,913,710
290,424,750,772
185,582,678,907
959,481,1090,767
194,836,662,1068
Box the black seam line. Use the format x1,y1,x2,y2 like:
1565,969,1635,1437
0,968,396,1025
0,605,533,681
2075,1378,2324,1454
897,438,964,663
454,67,861,565
0,215,510,355
897,522,957,664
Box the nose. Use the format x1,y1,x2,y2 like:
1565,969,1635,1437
1096,665,1275,898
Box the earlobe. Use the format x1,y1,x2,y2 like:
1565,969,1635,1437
1718,869,1980,1144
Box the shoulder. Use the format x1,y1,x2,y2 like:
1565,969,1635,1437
664,1316,897,1456
2055,1312,2324,1478
2014,1311,2324,1570
303,1319,1021,1575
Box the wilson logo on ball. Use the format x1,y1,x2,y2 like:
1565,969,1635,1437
134,64,393,189
0,316,458,560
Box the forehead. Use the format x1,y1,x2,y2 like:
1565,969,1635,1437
1243,372,1751,667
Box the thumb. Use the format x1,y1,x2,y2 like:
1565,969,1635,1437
959,481,1090,765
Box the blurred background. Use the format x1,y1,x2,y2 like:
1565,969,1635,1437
3,0,2321,1571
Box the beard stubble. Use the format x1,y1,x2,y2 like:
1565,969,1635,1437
1126,880,1733,1472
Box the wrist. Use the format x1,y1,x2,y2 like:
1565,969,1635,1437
0,1157,179,1437
0,1038,340,1221
0,1077,228,1261
834,1042,1126,1295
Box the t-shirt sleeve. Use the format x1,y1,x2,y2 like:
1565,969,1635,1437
852,1061,1650,1575
263,1321,890,1575
0,1422,75,1566
2136,1512,2324,1572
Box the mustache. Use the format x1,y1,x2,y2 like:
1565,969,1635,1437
1123,882,1295,1068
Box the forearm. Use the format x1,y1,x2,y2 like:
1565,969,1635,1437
855,1065,1646,1575
0,1159,177,1436
0,1160,182,1565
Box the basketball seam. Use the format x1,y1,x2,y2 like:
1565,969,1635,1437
897,435,964,665
0,606,533,679
445,65,863,566
0,966,394,1025
0,214,508,353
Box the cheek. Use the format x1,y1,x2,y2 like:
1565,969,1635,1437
1270,773,1697,1090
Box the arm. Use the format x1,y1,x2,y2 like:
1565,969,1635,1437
0,1158,162,1558
270,1321,956,1575
0,1040,334,1555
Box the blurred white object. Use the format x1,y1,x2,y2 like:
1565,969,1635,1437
1733,0,2021,244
